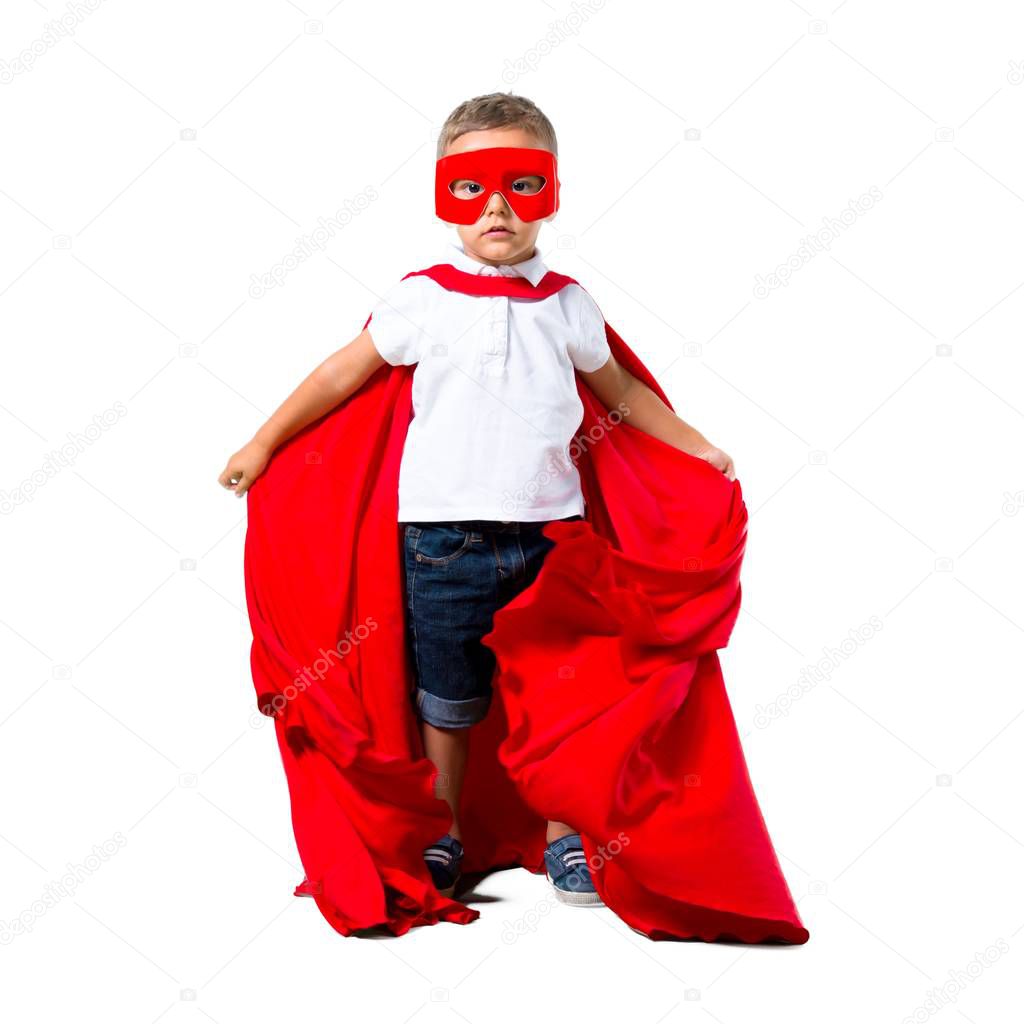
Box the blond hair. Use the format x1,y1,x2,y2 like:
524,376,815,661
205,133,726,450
436,93,558,159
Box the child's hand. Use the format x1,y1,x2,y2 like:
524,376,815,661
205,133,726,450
692,444,736,481
218,441,272,498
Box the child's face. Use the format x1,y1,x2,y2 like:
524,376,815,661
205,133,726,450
441,127,554,265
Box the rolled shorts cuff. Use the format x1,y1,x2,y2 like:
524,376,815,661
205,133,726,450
415,687,492,728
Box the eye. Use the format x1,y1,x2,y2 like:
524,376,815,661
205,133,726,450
449,179,484,199
511,175,545,195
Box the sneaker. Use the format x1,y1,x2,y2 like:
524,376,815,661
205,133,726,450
423,834,464,897
544,833,604,906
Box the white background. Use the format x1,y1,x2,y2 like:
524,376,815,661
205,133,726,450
2,0,1023,1021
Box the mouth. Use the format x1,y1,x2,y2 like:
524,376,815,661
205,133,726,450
482,225,513,237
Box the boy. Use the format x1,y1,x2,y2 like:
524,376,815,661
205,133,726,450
220,95,735,908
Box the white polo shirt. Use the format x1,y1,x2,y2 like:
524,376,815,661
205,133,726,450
367,244,612,522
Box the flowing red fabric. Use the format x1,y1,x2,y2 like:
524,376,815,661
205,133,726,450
242,262,809,944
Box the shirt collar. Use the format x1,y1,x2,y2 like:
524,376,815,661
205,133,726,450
446,242,548,288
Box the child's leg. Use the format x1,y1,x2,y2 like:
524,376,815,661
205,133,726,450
402,522,499,847
419,728,577,844
420,721,469,841
404,518,587,847
509,520,588,846
546,820,577,843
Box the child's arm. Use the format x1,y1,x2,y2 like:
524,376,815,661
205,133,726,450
217,328,386,497
579,355,736,480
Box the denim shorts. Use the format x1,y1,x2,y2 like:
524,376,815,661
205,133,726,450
401,515,584,729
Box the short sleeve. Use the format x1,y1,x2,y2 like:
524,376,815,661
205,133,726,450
568,288,612,372
366,277,429,366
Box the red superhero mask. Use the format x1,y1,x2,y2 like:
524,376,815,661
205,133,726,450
435,146,560,224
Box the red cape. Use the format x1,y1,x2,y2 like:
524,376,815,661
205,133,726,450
242,262,809,944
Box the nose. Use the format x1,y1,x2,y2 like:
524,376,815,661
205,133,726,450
483,190,512,216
